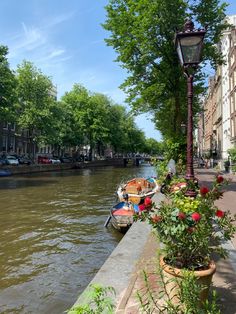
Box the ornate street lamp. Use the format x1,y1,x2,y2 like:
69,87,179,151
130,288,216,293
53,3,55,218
175,19,206,197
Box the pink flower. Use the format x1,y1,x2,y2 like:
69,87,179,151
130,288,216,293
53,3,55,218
200,186,209,196
191,212,201,222
216,175,224,184
144,197,152,207
216,210,225,218
178,212,186,220
138,204,146,212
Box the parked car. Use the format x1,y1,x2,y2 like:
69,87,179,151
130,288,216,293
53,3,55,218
5,155,19,165
38,156,52,164
0,157,7,165
60,156,74,163
18,156,32,165
50,157,61,164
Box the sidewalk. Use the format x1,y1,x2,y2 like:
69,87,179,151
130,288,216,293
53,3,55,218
115,169,236,313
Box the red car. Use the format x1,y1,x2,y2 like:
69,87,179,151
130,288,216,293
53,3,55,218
38,156,52,164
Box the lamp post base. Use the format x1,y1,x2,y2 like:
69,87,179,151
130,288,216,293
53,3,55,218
185,176,198,198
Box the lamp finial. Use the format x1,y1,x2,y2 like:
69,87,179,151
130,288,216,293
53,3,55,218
184,19,194,32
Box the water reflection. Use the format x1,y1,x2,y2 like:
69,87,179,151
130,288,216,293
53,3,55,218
0,166,156,313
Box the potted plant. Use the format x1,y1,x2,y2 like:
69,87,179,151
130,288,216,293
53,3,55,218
136,175,236,305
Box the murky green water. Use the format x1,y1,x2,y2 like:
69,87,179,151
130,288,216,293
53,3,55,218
0,165,156,314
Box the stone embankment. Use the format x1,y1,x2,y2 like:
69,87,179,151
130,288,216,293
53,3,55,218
71,192,165,312
2,158,124,175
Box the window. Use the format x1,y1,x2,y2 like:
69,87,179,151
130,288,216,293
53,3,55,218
2,135,7,151
3,122,8,130
231,118,236,138
10,123,15,131
10,136,15,151
230,95,234,114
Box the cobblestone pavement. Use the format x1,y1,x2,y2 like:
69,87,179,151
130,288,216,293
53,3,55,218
115,169,236,314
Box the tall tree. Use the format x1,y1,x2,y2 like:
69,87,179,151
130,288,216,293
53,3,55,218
145,138,164,156
0,45,17,121
62,84,112,159
108,104,129,153
16,61,56,154
103,0,228,142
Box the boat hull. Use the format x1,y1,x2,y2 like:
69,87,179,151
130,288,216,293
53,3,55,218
117,177,159,205
110,201,139,233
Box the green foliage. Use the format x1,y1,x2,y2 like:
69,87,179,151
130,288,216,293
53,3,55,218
227,147,236,163
62,84,115,155
155,159,169,183
103,0,228,143
15,60,56,146
231,165,236,173
162,140,186,164
67,284,115,314
144,138,164,156
137,261,221,313
0,45,17,121
62,84,149,156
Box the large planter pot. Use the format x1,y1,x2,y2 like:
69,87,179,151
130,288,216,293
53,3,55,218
160,257,216,305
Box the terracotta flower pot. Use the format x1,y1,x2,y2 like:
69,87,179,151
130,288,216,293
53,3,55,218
160,257,216,305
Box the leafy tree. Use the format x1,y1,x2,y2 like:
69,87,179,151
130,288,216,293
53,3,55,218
119,114,146,154
145,138,164,156
103,0,228,144
108,105,145,154
62,85,112,159
86,93,112,158
108,104,128,153
15,60,56,154
0,45,17,121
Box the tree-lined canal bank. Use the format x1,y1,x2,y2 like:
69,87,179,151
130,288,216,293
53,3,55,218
0,165,156,314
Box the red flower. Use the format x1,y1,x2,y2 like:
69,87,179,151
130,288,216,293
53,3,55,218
138,204,146,212
191,212,201,222
216,175,224,184
200,186,209,195
144,197,152,207
152,215,162,223
178,212,186,220
216,210,225,218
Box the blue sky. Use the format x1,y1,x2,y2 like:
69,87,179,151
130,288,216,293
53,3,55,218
0,0,235,141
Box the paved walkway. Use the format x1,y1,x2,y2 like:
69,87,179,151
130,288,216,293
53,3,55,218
115,169,236,314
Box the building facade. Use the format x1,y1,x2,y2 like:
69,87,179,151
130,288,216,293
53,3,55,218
199,15,236,168
229,26,236,147
0,122,31,156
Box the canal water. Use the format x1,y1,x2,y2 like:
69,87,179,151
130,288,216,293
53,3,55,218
0,165,156,314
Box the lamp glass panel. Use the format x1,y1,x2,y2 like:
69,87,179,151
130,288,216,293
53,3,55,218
180,36,202,46
180,36,203,63
176,41,184,65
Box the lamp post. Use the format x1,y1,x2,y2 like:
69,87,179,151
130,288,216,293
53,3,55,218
175,19,206,197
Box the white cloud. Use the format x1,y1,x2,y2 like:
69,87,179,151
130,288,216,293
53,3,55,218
43,12,75,29
7,12,75,73
8,23,46,58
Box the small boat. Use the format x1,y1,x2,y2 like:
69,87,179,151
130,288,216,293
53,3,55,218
109,201,139,232
0,169,12,177
117,177,159,204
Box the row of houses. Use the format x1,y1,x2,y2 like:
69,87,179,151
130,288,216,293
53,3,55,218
0,86,59,160
196,15,236,169
0,122,58,160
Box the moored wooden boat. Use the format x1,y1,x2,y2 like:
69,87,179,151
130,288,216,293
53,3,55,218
117,177,159,204
110,201,139,232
